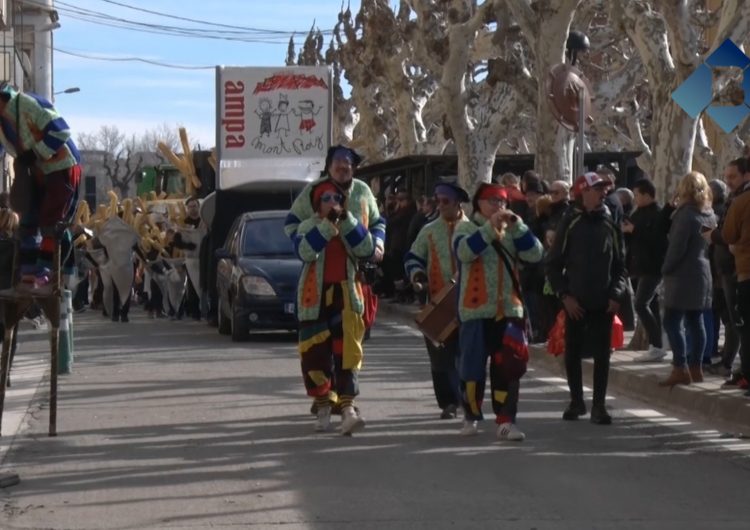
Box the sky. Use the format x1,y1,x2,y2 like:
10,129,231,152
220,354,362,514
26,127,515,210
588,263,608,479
51,0,361,149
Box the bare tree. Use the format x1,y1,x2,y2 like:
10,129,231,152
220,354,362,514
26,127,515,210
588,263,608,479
607,0,750,197
77,125,145,198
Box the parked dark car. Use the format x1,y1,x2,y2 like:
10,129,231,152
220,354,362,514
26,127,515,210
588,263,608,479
216,210,301,340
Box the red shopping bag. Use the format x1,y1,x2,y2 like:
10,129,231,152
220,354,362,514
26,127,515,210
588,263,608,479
547,310,624,356
611,314,624,350
546,310,566,356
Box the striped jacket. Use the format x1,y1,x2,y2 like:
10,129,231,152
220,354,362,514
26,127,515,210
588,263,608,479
404,213,468,299
0,86,80,174
285,177,386,254
452,213,543,322
295,213,374,321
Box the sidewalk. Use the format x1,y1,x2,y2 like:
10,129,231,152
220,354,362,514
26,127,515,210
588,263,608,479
378,300,750,434
0,320,52,466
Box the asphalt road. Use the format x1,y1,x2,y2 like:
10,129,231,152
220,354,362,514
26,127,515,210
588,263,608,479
1,312,749,529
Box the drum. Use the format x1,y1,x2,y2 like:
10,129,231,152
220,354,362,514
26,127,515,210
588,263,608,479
414,281,458,346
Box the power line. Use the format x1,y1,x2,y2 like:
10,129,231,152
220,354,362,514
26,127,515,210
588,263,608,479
19,0,331,40
54,47,216,70
91,0,332,35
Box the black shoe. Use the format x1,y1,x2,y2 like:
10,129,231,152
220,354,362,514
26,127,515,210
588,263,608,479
562,400,587,421
440,404,458,420
120,315,129,323
722,372,743,388
590,404,612,425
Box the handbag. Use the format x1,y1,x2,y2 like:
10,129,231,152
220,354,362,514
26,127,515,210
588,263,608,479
500,318,529,379
611,315,624,349
361,283,378,328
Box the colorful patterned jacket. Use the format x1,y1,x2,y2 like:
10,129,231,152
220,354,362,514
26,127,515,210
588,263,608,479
404,213,469,299
0,86,80,174
452,213,543,322
295,213,374,321
284,177,385,254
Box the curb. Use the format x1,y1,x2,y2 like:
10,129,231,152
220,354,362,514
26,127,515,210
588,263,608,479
377,301,750,434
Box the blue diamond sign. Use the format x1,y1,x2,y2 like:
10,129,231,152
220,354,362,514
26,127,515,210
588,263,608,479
672,39,750,133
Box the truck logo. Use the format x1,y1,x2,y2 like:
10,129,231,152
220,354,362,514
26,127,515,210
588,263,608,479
223,80,246,148
253,73,328,94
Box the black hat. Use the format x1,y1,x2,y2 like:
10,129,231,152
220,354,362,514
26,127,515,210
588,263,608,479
433,182,470,203
324,145,363,171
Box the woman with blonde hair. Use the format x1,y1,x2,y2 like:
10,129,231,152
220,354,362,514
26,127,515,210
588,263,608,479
659,171,717,386
0,206,19,238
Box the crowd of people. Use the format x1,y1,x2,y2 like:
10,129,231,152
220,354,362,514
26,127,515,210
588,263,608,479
288,147,750,439
1,79,748,441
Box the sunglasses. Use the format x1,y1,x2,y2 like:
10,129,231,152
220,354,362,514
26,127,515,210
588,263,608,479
482,197,506,206
320,193,344,204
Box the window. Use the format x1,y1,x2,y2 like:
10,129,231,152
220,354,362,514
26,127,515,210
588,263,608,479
241,218,294,257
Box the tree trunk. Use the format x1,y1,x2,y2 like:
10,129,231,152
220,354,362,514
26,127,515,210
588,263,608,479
505,0,580,183
649,90,697,199
457,139,498,192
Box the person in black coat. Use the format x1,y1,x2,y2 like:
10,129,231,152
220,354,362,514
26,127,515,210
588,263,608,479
706,158,748,378
623,179,669,362
547,172,627,425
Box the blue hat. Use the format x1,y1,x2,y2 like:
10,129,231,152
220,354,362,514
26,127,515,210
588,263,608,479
433,182,469,202
325,145,362,170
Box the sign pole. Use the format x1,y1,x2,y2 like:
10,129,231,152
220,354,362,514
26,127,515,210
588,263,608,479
577,88,586,177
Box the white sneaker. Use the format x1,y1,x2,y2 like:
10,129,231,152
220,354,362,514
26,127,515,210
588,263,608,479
459,420,478,436
314,406,331,432
633,346,667,362
497,422,525,442
340,406,365,435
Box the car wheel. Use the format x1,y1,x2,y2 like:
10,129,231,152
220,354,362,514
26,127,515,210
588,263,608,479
218,296,231,335
231,306,250,342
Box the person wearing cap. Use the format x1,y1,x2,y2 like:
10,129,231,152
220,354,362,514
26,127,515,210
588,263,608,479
546,171,627,425
452,183,543,440
0,81,81,290
295,179,375,435
404,182,470,420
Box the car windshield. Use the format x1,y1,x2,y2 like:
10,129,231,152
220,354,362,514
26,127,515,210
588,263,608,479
241,217,294,257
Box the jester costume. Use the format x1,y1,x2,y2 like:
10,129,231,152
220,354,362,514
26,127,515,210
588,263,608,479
452,185,543,432
294,182,375,417
0,83,81,287
286,146,384,432
404,186,468,416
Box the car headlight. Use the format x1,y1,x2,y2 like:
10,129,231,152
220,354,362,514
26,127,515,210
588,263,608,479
241,275,276,296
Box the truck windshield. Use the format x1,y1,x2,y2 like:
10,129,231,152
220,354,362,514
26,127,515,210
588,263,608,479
241,218,295,257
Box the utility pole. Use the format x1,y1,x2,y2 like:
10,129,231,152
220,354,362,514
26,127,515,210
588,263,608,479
32,0,55,101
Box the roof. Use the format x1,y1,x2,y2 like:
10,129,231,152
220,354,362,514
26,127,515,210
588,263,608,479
354,151,644,180
239,210,289,221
